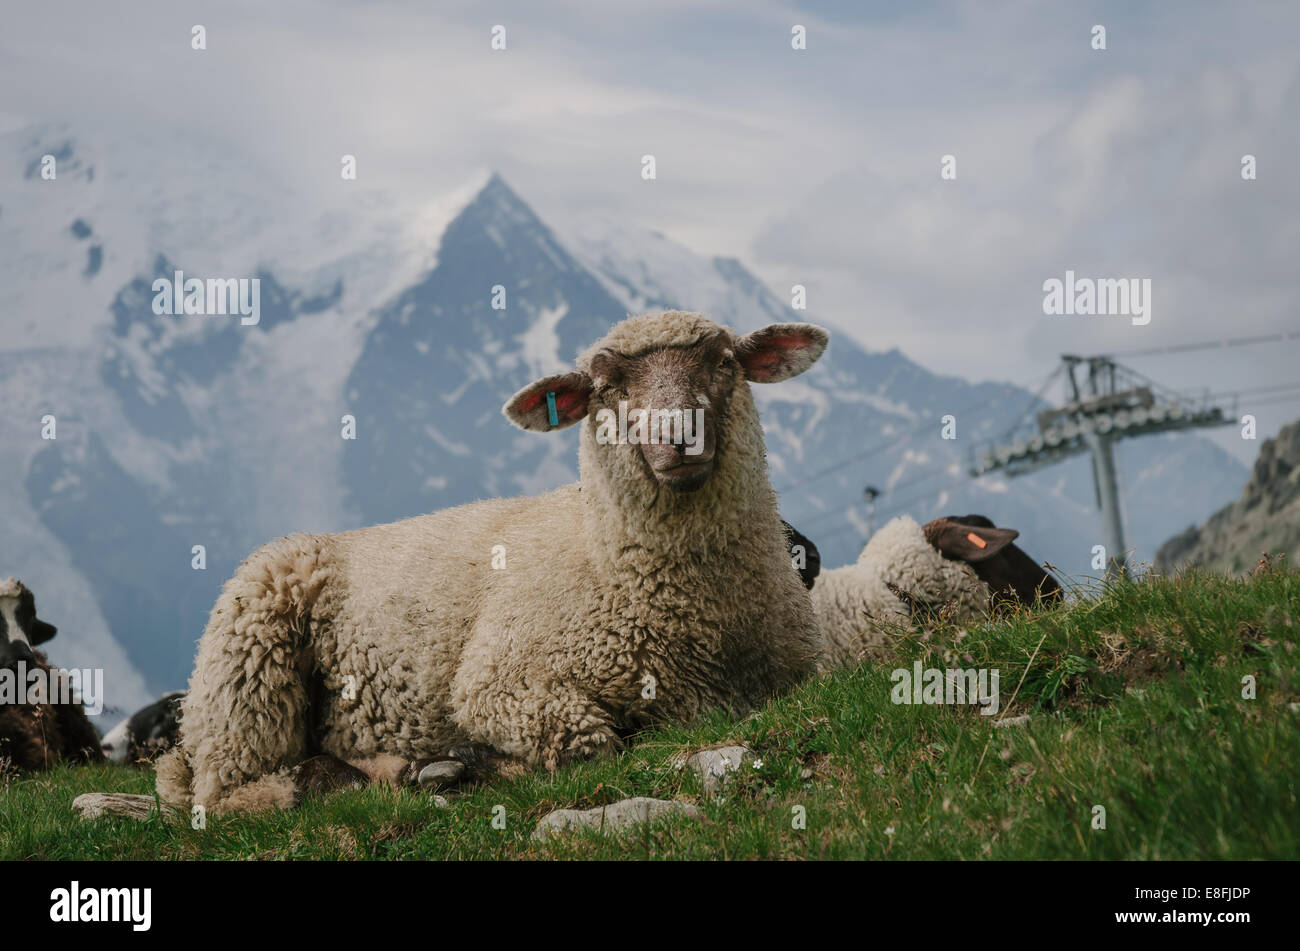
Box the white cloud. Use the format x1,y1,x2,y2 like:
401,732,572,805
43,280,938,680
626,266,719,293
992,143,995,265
2,0,1297,461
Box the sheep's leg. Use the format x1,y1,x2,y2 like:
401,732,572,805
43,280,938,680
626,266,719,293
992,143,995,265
345,753,466,789
453,669,623,771
288,754,369,800
346,744,524,792
539,703,624,770
179,539,328,814
404,743,529,788
447,742,529,780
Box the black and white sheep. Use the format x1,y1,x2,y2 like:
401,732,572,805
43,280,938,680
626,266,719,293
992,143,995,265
101,691,185,765
0,578,103,771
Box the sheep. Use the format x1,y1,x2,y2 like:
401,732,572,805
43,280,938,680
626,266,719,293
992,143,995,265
0,578,103,771
941,514,1062,608
156,310,829,813
812,514,1061,669
782,520,820,589
101,691,185,765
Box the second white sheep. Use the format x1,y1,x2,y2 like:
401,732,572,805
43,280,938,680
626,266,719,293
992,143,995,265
812,514,1061,668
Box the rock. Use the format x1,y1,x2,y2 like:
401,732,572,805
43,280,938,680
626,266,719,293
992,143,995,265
1156,418,1300,574
685,745,755,794
417,760,466,789
532,797,702,840
73,793,179,821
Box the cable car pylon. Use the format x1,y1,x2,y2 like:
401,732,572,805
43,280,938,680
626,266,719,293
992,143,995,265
969,355,1238,577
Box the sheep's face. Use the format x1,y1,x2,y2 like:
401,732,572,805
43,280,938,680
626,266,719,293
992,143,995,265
584,333,732,492
923,516,1062,610
102,691,185,763
504,316,828,494
0,578,56,671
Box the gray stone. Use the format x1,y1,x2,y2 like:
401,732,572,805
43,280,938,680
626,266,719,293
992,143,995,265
532,796,701,840
73,792,179,821
685,745,755,794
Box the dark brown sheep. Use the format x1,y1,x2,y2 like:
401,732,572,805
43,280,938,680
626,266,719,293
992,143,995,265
0,578,104,771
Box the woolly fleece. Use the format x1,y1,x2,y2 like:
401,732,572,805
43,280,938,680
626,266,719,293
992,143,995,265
812,515,990,669
0,651,104,771
157,311,824,813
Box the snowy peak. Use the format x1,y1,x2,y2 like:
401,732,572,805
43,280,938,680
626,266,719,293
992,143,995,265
341,174,629,525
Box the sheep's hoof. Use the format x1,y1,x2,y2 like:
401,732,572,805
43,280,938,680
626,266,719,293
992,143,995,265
448,742,514,775
403,744,515,789
416,760,466,789
290,754,370,801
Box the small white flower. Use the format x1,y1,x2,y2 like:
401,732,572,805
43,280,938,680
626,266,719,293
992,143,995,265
884,825,896,836
752,758,764,769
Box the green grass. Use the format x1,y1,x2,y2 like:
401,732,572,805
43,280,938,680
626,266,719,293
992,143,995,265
4,568,1298,860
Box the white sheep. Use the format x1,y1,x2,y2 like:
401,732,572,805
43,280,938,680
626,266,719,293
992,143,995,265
156,310,829,813
812,514,1060,668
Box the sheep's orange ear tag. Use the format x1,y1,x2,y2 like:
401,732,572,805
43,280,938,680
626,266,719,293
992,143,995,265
967,532,988,549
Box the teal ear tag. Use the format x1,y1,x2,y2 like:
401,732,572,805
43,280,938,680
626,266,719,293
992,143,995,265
546,391,559,427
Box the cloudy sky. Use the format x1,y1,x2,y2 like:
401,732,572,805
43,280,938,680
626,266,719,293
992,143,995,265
3,0,1297,461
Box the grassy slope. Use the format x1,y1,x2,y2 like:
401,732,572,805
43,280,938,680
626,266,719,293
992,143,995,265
3,569,1297,860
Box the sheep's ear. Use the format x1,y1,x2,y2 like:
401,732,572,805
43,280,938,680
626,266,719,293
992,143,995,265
736,323,829,382
781,519,821,590
925,518,1019,564
503,371,593,432
30,618,57,645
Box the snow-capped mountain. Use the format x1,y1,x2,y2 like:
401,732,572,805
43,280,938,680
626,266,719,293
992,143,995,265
1,121,444,717
1,125,1248,707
